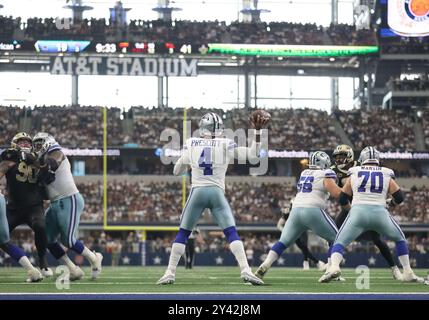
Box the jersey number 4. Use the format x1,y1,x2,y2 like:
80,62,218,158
199,148,213,176
357,171,383,194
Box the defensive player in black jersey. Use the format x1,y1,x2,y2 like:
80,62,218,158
331,144,402,280
0,132,53,278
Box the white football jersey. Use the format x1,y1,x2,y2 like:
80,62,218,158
349,166,394,206
44,143,79,201
181,137,237,191
292,168,337,209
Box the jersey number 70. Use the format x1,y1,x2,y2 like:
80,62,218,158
357,171,383,193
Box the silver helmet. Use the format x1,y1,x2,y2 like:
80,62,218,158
309,151,331,170
199,112,224,137
32,132,56,157
358,146,380,165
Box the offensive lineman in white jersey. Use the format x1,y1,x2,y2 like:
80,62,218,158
320,146,425,283
157,112,269,285
255,151,342,280
32,133,103,280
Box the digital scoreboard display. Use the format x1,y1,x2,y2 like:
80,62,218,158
89,42,204,54
34,40,91,53
0,40,378,57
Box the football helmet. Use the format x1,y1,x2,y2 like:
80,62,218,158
32,132,56,157
358,146,380,165
333,144,354,169
11,132,32,152
309,151,331,170
199,112,224,137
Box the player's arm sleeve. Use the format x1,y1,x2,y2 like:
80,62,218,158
1,148,20,163
324,169,337,180
0,160,15,180
43,150,65,172
233,140,260,162
339,178,353,206
173,147,190,176
389,189,404,207
387,176,402,204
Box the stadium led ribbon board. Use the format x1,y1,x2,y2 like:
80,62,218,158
207,44,379,57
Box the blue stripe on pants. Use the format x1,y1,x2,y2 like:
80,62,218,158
68,194,77,248
46,193,84,248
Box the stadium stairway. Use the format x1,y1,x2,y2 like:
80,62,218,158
19,108,32,133
123,114,134,138
413,121,427,151
332,117,354,149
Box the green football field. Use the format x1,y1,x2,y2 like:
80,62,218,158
0,266,428,296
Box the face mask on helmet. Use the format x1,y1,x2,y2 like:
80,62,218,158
32,140,45,155
17,139,32,152
335,154,350,169
333,145,354,169
32,133,55,157
11,133,32,152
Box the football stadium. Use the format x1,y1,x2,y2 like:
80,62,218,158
0,0,428,304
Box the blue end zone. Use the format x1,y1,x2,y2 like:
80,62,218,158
1,293,429,300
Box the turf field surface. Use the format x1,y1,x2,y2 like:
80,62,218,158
0,266,427,299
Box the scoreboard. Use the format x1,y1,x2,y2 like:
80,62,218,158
0,40,207,55
0,40,378,57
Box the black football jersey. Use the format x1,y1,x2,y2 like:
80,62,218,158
5,160,44,208
330,161,358,188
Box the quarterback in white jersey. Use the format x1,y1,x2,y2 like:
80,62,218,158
255,151,342,280
157,112,269,286
32,133,103,281
320,146,425,283
174,136,257,191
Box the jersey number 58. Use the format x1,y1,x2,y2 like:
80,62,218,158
297,176,314,193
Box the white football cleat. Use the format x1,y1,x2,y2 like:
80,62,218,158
317,261,327,272
255,265,268,279
69,266,85,281
318,266,342,283
303,260,310,270
391,266,403,281
91,252,103,280
157,271,175,285
41,267,54,278
241,270,264,286
26,268,43,283
333,276,346,282
402,271,424,283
